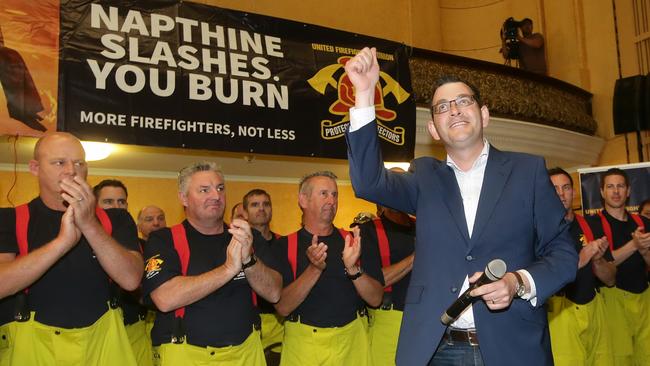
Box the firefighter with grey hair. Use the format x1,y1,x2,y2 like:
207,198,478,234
142,161,282,365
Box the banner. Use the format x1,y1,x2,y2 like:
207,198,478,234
57,1,415,160
0,0,59,136
578,162,650,215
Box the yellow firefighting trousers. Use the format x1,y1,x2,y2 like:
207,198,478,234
260,312,284,353
153,328,265,366
547,293,613,366
281,314,370,366
600,286,650,366
0,306,136,366
368,307,403,366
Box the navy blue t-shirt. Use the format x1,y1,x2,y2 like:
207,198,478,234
142,220,280,347
0,197,140,328
358,216,415,311
586,211,650,294
272,227,383,327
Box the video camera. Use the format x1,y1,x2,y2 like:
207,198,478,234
500,17,522,60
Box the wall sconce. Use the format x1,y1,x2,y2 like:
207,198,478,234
384,162,410,171
81,141,114,161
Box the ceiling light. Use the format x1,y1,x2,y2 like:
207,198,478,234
81,141,114,161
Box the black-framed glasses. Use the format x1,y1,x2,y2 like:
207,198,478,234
431,95,476,114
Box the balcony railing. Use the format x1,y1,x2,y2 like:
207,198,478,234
409,48,597,135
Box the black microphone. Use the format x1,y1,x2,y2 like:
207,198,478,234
440,259,507,326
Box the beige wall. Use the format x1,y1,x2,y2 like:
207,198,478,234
566,0,650,165
195,0,415,46
0,170,375,236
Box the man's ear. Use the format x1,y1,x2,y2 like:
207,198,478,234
427,120,440,141
480,105,490,128
178,191,188,208
298,192,307,210
28,159,39,177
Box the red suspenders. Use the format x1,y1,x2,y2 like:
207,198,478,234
575,214,595,243
287,228,348,280
15,204,113,257
631,214,645,231
170,224,191,320
15,204,29,259
373,218,393,293
95,207,113,237
169,223,258,322
597,211,645,251
287,232,298,281
14,204,113,294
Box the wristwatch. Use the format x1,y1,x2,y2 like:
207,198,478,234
512,271,526,298
345,266,363,280
242,255,257,270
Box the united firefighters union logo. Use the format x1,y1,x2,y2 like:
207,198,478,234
579,234,588,247
308,55,410,144
145,254,164,279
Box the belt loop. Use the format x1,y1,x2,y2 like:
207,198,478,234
171,317,186,344
381,293,393,310
13,292,30,322
444,328,454,346
109,283,121,309
357,307,368,317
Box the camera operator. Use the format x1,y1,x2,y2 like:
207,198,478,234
517,18,547,75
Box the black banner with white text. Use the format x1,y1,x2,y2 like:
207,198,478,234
58,0,415,160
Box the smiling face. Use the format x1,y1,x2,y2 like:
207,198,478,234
428,82,489,153
180,170,226,224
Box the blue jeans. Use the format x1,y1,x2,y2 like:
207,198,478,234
428,340,485,366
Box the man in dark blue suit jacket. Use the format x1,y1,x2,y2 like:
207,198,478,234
344,48,577,365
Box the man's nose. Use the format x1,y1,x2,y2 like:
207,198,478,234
449,101,461,116
210,189,222,200
63,161,76,176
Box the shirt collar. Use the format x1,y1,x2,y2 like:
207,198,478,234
446,139,490,173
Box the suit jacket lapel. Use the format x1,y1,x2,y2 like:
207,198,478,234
434,163,471,245
471,148,512,246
